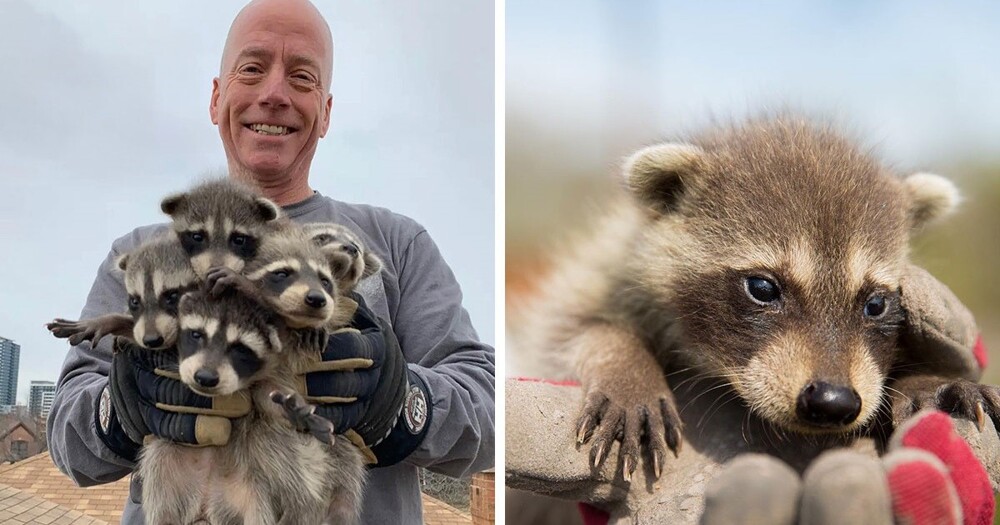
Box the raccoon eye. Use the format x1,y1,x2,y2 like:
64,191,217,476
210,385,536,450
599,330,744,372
163,291,180,307
270,269,291,280
314,234,333,245
864,295,887,318
187,231,206,243
188,330,203,341
320,278,333,292
127,296,141,312
745,277,780,304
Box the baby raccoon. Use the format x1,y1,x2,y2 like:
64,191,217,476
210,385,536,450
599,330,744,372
303,222,383,292
519,116,967,481
47,234,197,350
160,178,288,279
142,290,365,525
205,223,349,331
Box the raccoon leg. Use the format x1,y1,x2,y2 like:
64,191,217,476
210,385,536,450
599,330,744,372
888,374,1000,432
270,389,336,444
46,313,135,347
573,323,682,481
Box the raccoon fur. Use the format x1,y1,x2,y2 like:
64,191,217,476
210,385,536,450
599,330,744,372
141,290,365,525
516,116,968,480
302,222,383,293
160,178,288,279
47,234,197,350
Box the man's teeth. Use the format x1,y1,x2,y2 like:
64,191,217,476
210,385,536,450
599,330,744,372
250,124,290,136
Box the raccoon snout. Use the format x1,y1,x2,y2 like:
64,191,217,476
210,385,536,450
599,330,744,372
194,368,220,388
304,290,328,308
796,381,862,427
142,335,165,349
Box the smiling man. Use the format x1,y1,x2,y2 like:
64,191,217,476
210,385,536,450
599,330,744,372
47,1,495,523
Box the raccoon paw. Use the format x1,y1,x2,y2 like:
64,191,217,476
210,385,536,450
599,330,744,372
205,266,254,297
46,318,101,346
271,390,336,445
292,327,330,352
576,389,682,481
893,378,1000,433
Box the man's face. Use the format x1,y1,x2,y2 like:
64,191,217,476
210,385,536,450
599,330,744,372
210,3,333,180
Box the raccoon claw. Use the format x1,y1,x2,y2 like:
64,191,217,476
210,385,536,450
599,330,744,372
577,389,682,481
271,391,336,445
936,381,1000,433
205,266,252,298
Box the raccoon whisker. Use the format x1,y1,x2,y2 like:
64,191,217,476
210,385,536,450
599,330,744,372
699,391,741,430
680,381,734,416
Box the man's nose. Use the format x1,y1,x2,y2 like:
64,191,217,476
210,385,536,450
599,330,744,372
258,72,291,109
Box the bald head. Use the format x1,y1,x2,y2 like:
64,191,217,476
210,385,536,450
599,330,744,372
221,0,334,91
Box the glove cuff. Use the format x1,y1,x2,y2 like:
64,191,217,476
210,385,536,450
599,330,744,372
94,382,141,462
369,368,432,468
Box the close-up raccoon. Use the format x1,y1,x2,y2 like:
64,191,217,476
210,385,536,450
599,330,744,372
46,234,198,351
514,116,1000,481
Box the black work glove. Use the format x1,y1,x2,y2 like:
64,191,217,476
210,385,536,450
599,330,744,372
292,294,432,467
96,340,252,461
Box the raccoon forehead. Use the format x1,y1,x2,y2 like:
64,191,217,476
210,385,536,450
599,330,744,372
152,268,198,296
172,219,206,233
124,270,146,297
307,260,333,279
246,259,302,280
179,314,220,337
224,324,269,355
846,241,901,291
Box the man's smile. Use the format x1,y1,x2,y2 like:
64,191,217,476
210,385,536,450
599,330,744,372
246,123,297,136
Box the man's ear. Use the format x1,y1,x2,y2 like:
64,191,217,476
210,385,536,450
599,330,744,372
903,172,960,230
319,93,333,138
622,143,704,215
210,77,221,125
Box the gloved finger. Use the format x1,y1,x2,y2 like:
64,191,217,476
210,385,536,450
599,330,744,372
299,368,379,403
313,401,369,433
884,448,962,525
799,449,892,525
889,410,994,525
140,397,232,446
134,366,251,418
291,328,382,374
701,453,800,525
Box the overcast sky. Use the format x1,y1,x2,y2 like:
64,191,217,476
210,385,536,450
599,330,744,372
508,0,1000,169
0,1,494,404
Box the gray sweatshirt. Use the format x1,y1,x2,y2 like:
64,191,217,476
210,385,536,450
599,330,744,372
47,192,495,524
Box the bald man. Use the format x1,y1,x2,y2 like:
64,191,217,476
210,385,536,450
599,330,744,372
47,1,495,523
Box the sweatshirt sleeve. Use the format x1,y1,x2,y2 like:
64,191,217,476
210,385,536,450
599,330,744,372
47,233,139,486
392,229,496,478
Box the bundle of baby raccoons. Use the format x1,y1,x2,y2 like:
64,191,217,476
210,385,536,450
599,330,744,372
48,178,381,524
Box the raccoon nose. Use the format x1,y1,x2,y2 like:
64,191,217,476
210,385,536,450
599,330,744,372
796,382,862,427
143,336,165,348
194,369,220,388
305,290,327,308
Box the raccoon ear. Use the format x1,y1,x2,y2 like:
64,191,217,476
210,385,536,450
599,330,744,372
253,197,282,222
160,192,188,217
903,172,960,229
361,252,383,280
115,253,130,271
623,143,704,214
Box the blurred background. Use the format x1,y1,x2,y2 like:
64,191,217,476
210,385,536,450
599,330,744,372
507,0,1000,382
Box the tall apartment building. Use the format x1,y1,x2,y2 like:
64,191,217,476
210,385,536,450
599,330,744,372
29,381,56,419
0,337,20,408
